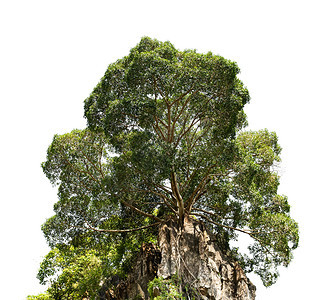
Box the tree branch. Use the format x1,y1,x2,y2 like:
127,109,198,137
128,187,178,216
60,151,101,185
68,220,161,233
170,88,194,107
153,76,168,105
174,114,202,149
185,164,217,212
81,149,105,179
171,171,184,220
171,90,199,141
190,212,252,237
121,200,163,222
152,121,167,142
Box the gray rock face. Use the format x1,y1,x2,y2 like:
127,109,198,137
124,244,161,299
103,244,161,299
107,217,255,299
158,217,256,300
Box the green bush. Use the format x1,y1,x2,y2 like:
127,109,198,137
148,276,184,300
26,292,51,300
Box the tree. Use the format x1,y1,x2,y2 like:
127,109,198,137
39,37,298,297
36,246,103,299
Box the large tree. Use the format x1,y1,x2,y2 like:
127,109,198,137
40,37,298,295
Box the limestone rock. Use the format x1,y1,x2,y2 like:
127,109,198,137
103,243,161,300
106,217,255,299
158,217,256,299
125,243,161,299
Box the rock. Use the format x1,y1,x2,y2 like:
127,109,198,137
106,217,255,299
125,243,161,299
157,217,256,299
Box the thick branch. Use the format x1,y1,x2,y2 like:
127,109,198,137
153,123,168,142
167,104,172,142
186,164,218,212
186,177,210,213
171,171,184,220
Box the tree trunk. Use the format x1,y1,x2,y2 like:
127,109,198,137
106,217,256,299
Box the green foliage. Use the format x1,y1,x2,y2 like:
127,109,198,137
228,129,299,286
35,246,103,299
148,276,184,300
27,293,51,300
35,228,158,298
37,37,299,295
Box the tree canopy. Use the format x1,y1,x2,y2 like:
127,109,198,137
39,37,298,295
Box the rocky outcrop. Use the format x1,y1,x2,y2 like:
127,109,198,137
102,244,161,299
105,217,255,299
125,243,161,299
158,217,256,299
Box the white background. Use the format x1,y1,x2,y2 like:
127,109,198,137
1,1,324,299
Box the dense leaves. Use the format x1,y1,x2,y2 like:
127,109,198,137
37,246,103,299
37,37,298,297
